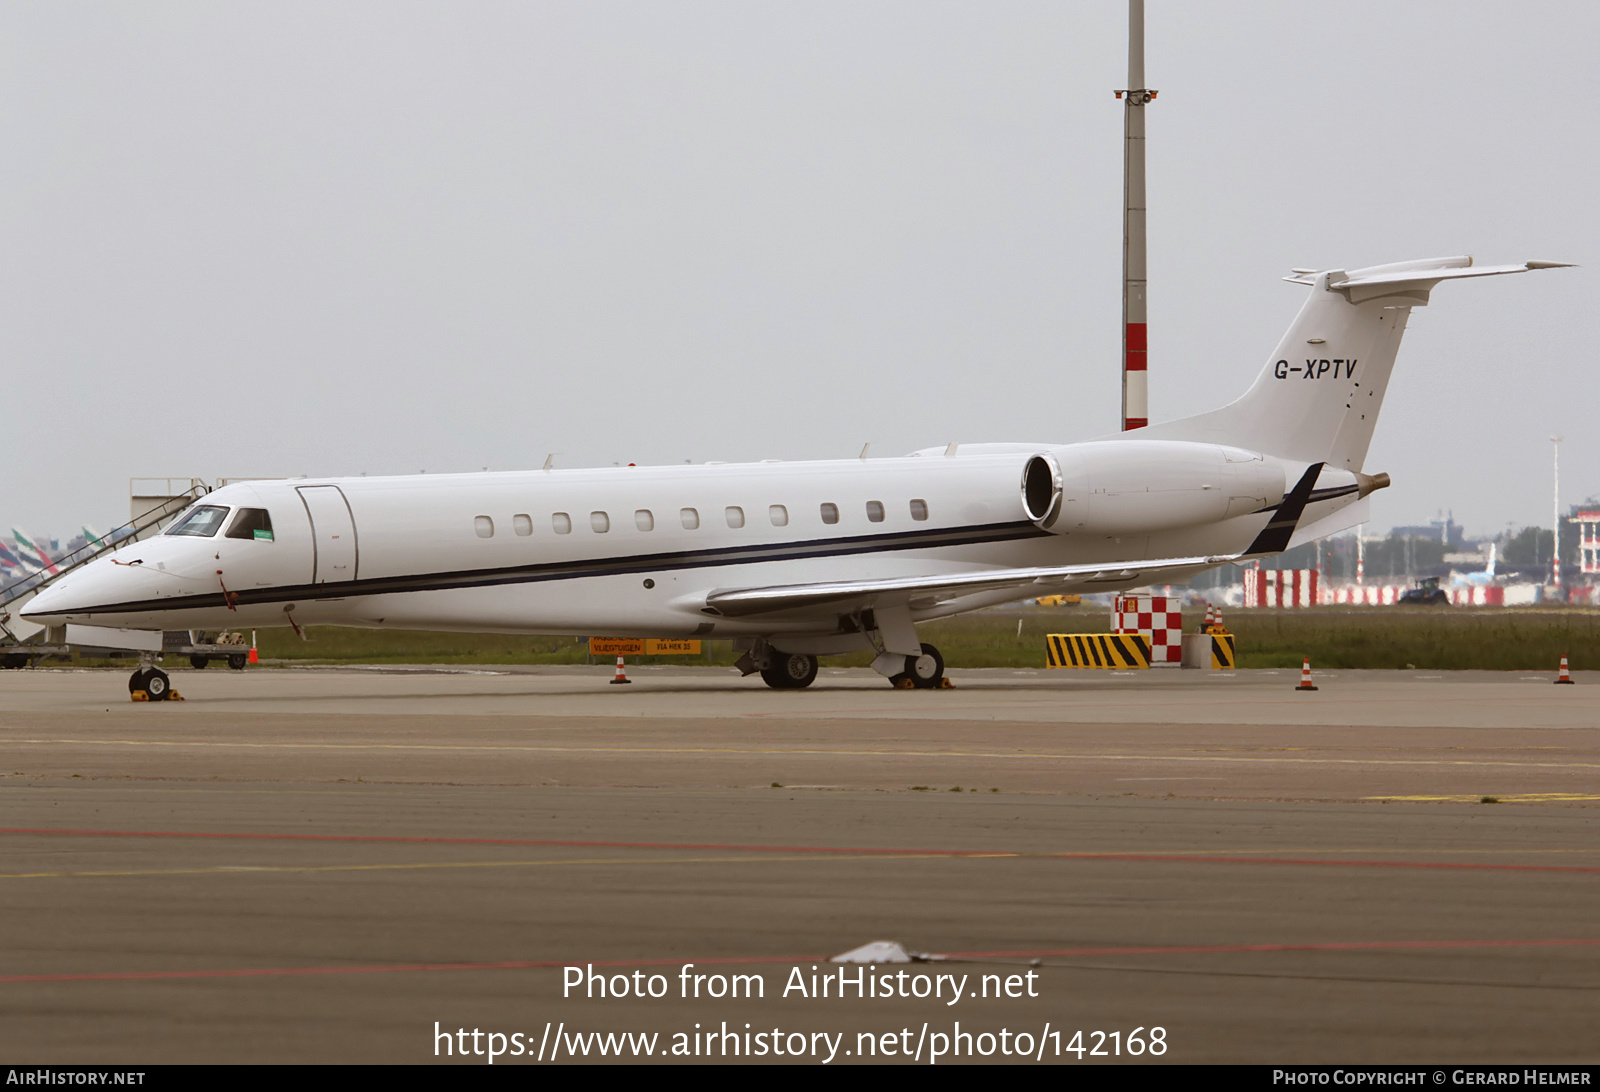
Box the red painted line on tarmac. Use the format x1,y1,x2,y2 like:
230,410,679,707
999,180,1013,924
6,828,1600,873
0,827,996,858
946,937,1600,960
6,938,1599,984
0,953,826,984
1038,852,1600,874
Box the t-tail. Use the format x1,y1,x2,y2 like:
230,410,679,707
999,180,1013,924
1130,257,1573,471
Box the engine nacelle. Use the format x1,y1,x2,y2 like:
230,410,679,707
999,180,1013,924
1022,441,1285,536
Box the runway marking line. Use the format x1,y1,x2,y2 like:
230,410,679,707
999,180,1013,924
1366,793,1600,803
5,937,1600,985
5,829,1600,874
10,739,1600,771
0,853,975,881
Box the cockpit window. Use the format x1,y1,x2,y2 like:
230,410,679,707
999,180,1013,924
226,508,275,541
165,505,230,538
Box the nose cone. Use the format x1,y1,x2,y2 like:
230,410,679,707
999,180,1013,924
19,558,165,623
19,571,92,621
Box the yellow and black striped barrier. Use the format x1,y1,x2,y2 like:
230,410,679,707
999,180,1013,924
1209,633,1236,669
1046,633,1151,669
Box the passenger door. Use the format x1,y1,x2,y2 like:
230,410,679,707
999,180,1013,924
296,486,359,585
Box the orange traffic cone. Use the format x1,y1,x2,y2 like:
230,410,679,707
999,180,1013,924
1295,657,1318,692
610,656,632,685
1202,605,1214,632
1555,656,1575,685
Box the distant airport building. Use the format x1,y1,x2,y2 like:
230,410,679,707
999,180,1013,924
1574,504,1600,578
1390,513,1464,548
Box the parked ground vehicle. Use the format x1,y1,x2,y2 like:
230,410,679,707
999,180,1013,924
1397,576,1449,605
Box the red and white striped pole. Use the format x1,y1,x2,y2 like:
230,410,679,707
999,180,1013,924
1118,0,1154,432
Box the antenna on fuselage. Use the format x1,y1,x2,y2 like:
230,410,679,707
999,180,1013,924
858,443,871,460
542,453,556,470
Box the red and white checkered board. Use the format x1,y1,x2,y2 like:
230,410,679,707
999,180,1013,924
1112,596,1183,664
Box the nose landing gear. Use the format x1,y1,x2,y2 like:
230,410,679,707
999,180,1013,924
128,652,175,702
129,666,172,701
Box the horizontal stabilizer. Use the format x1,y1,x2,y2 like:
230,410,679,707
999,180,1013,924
1284,257,1575,303
1132,256,1574,469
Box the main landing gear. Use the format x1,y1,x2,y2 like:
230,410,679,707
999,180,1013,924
760,651,818,689
746,641,949,690
889,643,945,689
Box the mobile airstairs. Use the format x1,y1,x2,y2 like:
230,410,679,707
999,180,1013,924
1,479,216,668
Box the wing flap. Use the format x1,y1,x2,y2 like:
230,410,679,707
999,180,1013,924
702,456,1342,620
702,553,1234,618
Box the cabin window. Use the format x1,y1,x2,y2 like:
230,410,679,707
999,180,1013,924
225,508,274,541
635,509,654,532
680,507,700,530
866,500,885,523
769,504,788,527
474,516,494,538
725,506,745,529
591,511,610,533
820,502,839,525
166,505,229,538
909,499,929,521
513,514,533,536
552,512,572,534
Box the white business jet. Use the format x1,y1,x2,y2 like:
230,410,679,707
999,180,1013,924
24,256,1569,700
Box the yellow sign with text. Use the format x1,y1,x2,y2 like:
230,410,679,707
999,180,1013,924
646,639,702,655
589,638,702,656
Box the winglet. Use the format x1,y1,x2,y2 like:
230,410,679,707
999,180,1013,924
1244,463,1324,556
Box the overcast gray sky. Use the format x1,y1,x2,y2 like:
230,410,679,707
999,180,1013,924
4,1,1595,543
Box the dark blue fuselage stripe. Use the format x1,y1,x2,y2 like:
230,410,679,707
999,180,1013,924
61,520,1051,617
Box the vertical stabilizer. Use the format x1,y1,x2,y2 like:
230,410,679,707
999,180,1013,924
1126,258,1571,469
11,528,59,576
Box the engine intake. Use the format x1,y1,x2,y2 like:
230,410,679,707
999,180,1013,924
1021,455,1063,529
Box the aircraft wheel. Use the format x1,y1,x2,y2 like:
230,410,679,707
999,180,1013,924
228,653,247,670
904,644,945,689
129,668,148,694
190,655,209,670
760,652,817,689
143,668,172,702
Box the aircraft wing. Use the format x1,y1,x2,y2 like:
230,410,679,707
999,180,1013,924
702,553,1233,618
701,463,1325,620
